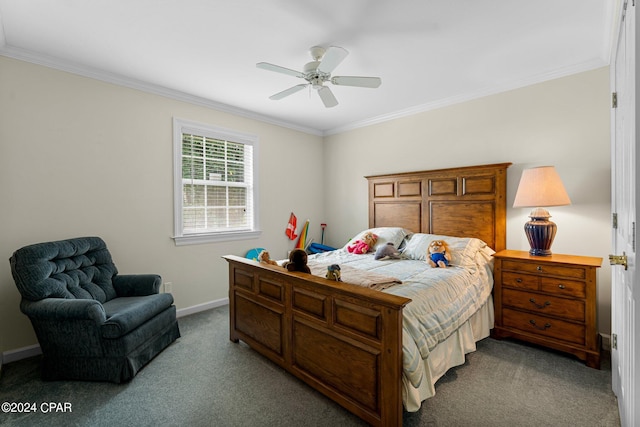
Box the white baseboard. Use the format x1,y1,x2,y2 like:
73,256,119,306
1,298,230,365
3,344,42,364
600,333,611,352
176,297,228,318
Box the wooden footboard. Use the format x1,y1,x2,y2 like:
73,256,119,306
224,255,411,427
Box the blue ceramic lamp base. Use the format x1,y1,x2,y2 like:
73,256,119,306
524,216,557,256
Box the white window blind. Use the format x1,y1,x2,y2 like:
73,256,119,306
173,118,260,245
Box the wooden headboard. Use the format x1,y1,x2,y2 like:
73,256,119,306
366,163,511,252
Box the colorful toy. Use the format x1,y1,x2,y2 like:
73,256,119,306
295,219,310,250
347,232,378,254
286,212,298,240
427,240,451,268
308,242,337,254
326,264,342,281
284,249,311,273
257,250,278,266
245,247,266,261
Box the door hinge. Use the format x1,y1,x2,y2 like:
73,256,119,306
610,252,628,270
612,333,618,350
613,213,618,229
612,92,618,108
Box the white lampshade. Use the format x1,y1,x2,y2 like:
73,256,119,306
513,166,571,208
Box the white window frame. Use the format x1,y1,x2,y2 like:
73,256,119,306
172,118,260,246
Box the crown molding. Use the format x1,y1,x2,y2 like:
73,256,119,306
323,58,609,136
0,42,608,139
0,45,324,137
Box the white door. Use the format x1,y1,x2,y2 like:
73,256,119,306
611,1,638,426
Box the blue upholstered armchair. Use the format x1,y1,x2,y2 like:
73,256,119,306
9,237,180,383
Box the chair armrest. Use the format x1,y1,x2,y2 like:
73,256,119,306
112,274,162,297
20,298,106,324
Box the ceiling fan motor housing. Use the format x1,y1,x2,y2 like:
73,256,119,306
304,61,329,88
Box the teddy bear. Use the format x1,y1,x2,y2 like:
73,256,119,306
374,242,401,260
427,240,451,268
326,264,342,281
347,232,378,254
257,250,278,266
283,249,311,273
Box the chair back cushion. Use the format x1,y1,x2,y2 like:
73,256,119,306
10,237,118,303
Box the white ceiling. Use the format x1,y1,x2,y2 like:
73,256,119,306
0,0,615,135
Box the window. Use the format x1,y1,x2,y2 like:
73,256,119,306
173,118,260,245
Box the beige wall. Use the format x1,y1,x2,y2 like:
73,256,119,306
0,56,612,356
322,67,612,336
0,56,324,352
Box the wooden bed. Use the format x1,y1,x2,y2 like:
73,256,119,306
224,163,510,426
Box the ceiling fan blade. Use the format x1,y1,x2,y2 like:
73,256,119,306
317,86,338,108
317,46,348,74
257,62,305,79
269,84,308,100
331,76,382,88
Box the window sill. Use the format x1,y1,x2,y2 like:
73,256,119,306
173,230,262,246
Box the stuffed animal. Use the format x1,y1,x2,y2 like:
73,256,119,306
284,249,311,273
326,264,342,281
257,250,278,266
427,240,451,268
347,232,378,254
374,242,401,260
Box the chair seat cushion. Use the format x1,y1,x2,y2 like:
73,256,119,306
101,293,174,339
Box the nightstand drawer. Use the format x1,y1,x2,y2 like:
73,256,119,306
502,272,538,290
503,308,585,345
502,260,586,279
540,277,586,298
502,289,585,322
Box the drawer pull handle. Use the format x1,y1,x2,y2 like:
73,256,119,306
536,266,542,271
558,284,566,289
516,278,523,283
529,298,551,309
529,319,551,330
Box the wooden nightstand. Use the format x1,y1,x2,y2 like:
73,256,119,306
491,250,602,368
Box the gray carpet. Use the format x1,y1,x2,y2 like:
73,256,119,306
0,305,620,426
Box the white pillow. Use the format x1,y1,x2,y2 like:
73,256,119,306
343,227,410,252
402,233,489,267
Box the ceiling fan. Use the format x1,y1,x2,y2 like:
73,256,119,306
256,46,382,108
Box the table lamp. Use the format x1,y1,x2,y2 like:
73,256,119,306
513,166,571,256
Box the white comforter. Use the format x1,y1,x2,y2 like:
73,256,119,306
308,248,494,388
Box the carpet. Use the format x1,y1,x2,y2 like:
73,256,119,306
0,305,620,426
